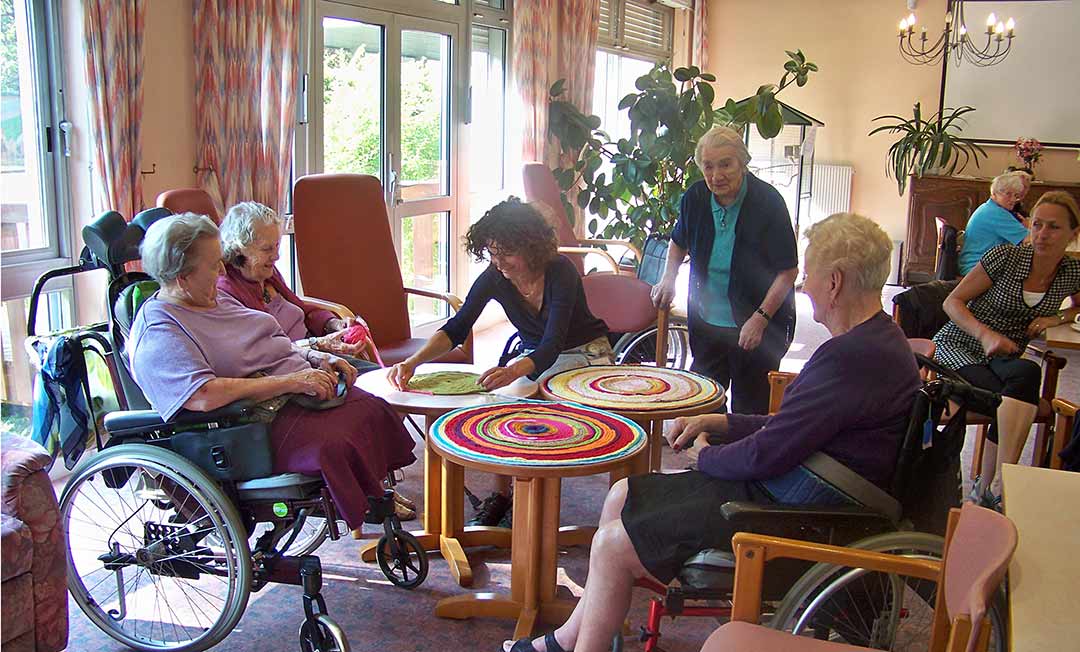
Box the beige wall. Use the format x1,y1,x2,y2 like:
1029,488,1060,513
140,0,197,204
705,0,1079,240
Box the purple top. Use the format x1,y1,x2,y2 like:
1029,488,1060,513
267,293,307,340
697,312,921,490
216,265,336,339
128,292,310,420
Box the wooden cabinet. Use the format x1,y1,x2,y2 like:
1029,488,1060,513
903,175,1080,285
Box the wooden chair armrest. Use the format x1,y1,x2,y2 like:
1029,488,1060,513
557,246,623,275
729,531,942,623
404,286,464,312
1050,398,1078,470
767,371,798,415
579,238,644,264
299,296,355,319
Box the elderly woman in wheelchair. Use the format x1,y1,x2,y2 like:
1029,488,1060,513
504,213,929,652
60,212,422,652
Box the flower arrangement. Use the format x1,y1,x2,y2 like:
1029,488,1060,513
1014,137,1042,170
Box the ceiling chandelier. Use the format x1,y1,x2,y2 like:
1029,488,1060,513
897,0,1016,67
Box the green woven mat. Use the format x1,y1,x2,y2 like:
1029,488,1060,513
408,371,487,395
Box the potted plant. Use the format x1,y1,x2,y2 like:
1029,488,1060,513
546,50,818,247
868,102,986,195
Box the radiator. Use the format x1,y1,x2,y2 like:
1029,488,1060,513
809,164,854,225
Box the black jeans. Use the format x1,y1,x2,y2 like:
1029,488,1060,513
688,319,786,415
956,357,1041,444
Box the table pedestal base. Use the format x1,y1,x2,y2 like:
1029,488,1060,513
434,475,581,637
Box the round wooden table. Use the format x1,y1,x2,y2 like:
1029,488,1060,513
355,363,535,586
540,365,725,472
428,400,647,639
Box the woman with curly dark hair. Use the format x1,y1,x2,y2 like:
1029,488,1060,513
388,197,610,525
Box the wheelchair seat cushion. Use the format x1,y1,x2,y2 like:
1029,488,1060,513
678,549,736,591
235,473,323,500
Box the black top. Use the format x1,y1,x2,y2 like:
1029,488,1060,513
670,174,798,354
440,255,608,376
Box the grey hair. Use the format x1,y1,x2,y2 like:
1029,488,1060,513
220,202,283,265
991,171,1026,196
140,213,220,283
804,213,893,294
694,126,750,168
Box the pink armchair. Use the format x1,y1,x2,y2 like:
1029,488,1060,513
1,434,67,652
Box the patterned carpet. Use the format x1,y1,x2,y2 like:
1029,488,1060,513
61,288,1078,652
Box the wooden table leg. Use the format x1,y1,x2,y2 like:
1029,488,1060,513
439,457,473,587
434,475,576,638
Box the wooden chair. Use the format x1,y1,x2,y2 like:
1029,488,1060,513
291,174,471,366
701,503,1017,652
522,162,641,276
155,187,221,224
1045,398,1078,470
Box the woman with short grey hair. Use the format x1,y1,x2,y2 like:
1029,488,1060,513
127,215,417,532
652,125,799,414
958,171,1031,274
140,212,221,284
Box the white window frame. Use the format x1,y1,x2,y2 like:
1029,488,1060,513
2,0,73,301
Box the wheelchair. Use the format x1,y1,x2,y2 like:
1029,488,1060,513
55,210,428,652
618,374,1009,652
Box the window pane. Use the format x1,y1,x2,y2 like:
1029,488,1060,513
1,0,49,254
401,212,450,325
473,0,505,9
322,17,383,178
400,30,450,201
469,25,506,194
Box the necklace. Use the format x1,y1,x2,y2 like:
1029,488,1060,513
517,277,543,299
261,284,272,304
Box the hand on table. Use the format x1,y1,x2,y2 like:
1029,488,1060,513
389,361,417,391
1026,315,1062,339
478,365,523,391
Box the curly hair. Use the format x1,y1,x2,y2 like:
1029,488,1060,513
464,197,558,272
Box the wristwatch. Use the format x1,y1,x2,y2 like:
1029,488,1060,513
755,307,772,321
1057,311,1069,324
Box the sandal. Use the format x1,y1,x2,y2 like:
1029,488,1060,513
504,633,569,652
507,639,534,652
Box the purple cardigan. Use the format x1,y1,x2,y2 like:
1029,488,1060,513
216,265,335,339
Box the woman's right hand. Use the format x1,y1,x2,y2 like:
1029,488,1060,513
979,329,1019,357
388,361,417,391
665,414,727,451
287,368,337,400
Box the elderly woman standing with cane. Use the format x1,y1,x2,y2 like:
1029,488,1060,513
651,126,799,414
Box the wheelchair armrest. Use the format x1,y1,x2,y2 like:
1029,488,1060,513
104,400,260,437
720,501,895,537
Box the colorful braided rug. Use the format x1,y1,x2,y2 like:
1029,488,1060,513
429,400,647,468
541,365,722,413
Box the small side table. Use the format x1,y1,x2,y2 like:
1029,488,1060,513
355,363,534,586
428,400,647,639
540,365,725,472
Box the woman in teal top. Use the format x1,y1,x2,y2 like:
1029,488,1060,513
958,172,1030,274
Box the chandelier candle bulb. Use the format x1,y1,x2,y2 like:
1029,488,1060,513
986,13,996,29
1006,18,1015,36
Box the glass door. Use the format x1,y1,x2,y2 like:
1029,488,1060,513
313,3,459,326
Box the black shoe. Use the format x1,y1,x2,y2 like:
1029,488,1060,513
467,492,511,527
496,505,513,529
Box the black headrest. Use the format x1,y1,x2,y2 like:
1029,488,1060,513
81,208,173,272
81,211,128,269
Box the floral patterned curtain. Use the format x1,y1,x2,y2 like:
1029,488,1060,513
692,0,709,70
83,0,146,218
193,0,300,216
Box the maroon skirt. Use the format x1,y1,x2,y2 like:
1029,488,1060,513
269,386,416,528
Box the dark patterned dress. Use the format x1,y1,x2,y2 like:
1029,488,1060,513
933,244,1080,370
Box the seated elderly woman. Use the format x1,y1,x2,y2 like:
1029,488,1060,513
128,213,417,532
958,171,1032,275
934,191,1080,505
503,213,922,652
217,201,380,373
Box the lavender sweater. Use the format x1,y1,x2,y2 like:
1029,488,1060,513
697,312,921,490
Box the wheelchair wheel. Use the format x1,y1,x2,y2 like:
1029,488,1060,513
61,444,252,652
299,614,350,652
770,531,1007,652
375,530,428,589
613,323,690,369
